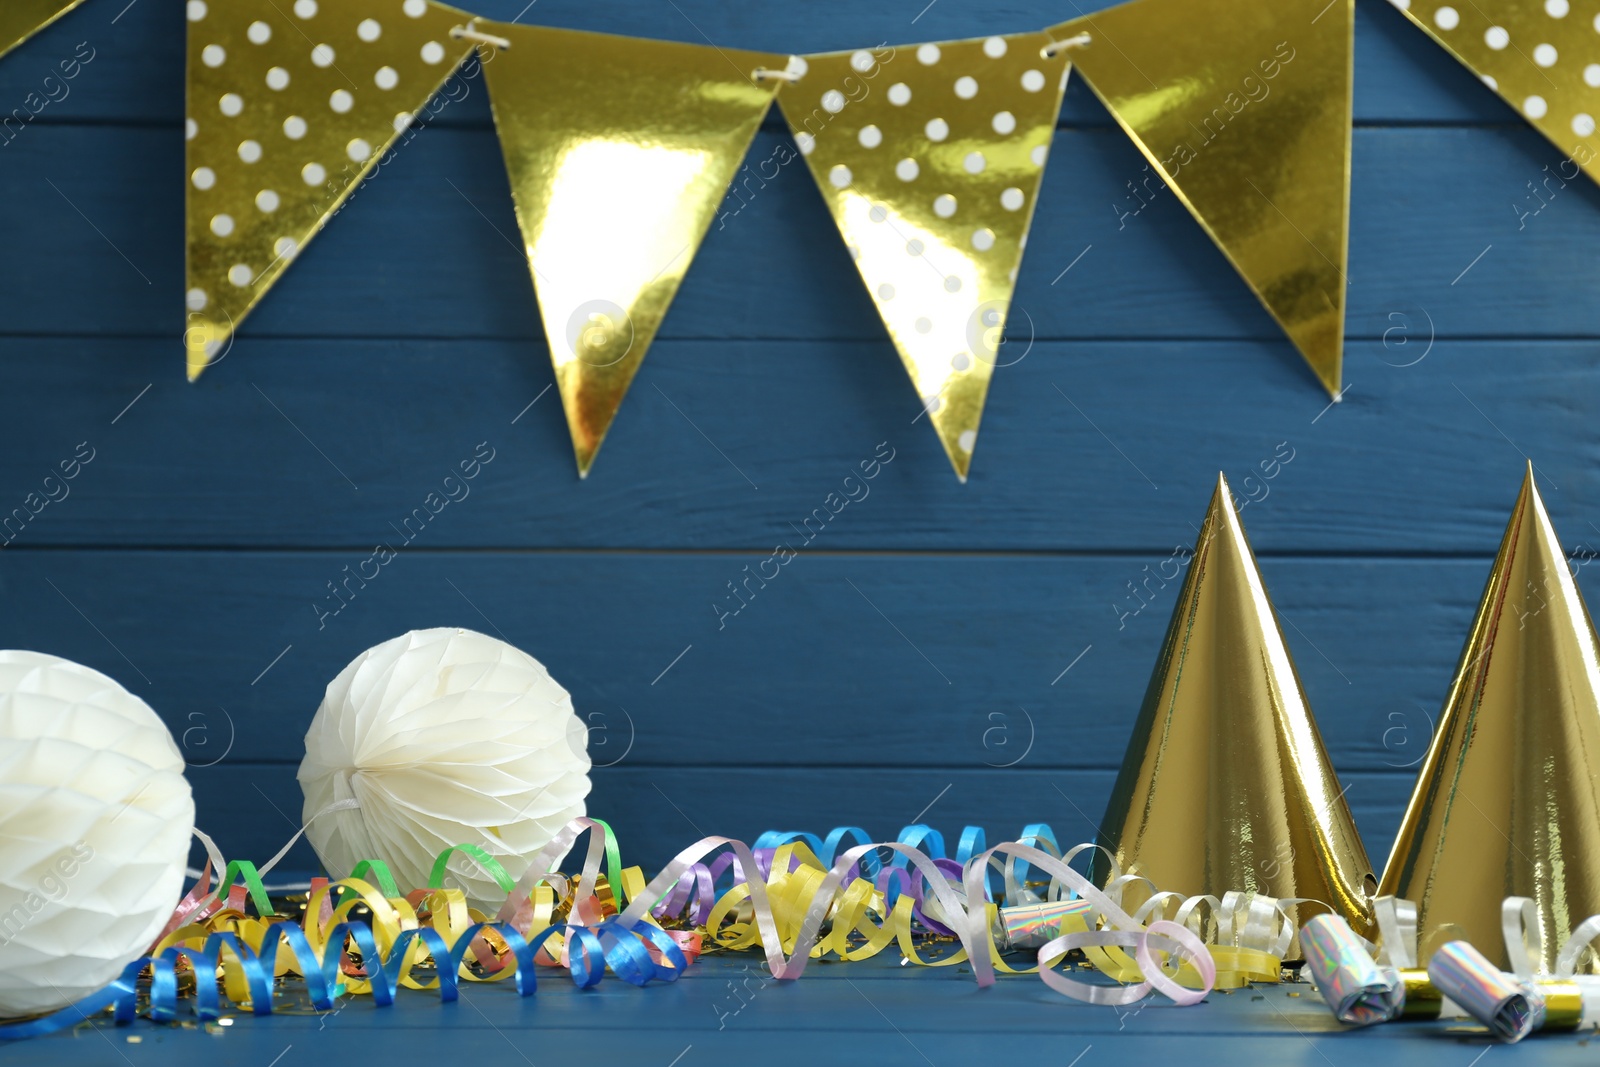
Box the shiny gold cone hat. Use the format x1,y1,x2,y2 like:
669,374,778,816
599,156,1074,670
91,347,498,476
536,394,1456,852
1381,464,1600,973
1096,473,1375,936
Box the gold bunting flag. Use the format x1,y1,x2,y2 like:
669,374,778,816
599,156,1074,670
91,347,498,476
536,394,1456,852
779,34,1071,481
1098,473,1376,935
184,0,476,380
158,0,1453,466
0,1,85,62
1390,0,1600,185
1055,0,1354,398
1382,465,1600,973
479,22,790,477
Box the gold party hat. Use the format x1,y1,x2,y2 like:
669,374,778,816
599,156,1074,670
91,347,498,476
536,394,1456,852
1054,0,1353,397
1381,464,1600,973
1096,473,1375,936
0,1,84,61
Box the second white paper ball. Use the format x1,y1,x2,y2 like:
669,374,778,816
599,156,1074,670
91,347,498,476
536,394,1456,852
298,628,591,901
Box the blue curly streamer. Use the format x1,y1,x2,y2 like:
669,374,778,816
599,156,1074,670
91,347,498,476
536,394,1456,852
0,915,681,1040
0,821,1043,1041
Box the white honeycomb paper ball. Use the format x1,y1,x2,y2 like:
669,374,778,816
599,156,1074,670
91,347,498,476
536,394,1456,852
299,628,591,902
0,651,194,1018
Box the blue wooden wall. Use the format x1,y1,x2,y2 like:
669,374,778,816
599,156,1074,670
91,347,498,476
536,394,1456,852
1,0,1596,878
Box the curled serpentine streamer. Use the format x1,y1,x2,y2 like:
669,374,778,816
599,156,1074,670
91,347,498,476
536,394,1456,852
0,816,1317,1040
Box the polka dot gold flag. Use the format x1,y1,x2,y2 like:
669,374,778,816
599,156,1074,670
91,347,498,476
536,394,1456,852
1054,0,1354,399
0,1,85,61
777,34,1072,482
184,0,476,380
1389,0,1600,184
477,21,790,477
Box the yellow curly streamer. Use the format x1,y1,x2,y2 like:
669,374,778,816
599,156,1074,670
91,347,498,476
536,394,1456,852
161,820,1299,1009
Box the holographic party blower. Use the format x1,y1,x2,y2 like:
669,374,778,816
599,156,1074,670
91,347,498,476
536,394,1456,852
1301,914,1404,1026
1303,913,1600,1038
1427,941,1545,1043
996,899,1094,950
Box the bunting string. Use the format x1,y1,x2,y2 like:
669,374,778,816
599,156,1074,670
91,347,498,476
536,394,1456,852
0,0,1582,476
175,0,1358,481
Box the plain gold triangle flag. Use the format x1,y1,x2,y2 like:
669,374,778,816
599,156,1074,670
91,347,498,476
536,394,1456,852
1056,0,1353,398
478,22,789,478
779,34,1071,482
1382,465,1600,973
184,0,477,380
0,1,84,62
1389,1,1600,189
1098,473,1375,936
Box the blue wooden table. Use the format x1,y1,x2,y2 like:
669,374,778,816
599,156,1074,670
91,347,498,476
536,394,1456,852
7,953,1598,1064
3,0,1600,1057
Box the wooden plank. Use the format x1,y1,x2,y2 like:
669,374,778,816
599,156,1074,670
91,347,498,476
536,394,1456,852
0,549,1533,778
31,1025,1600,1066
14,965,1598,1065
3,124,1597,342
0,0,1521,126
193,762,1418,886
0,337,1591,551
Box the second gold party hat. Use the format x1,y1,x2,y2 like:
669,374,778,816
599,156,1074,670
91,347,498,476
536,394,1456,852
1381,464,1600,973
1097,474,1374,936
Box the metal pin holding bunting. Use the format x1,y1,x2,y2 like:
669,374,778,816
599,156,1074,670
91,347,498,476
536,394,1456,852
753,56,807,83
1041,32,1092,58
451,19,512,50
